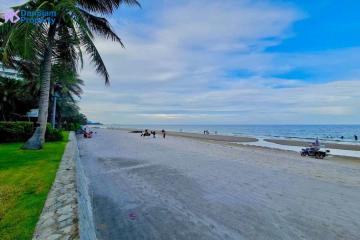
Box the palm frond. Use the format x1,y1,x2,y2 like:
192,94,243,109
56,0,94,38
54,21,80,71
78,29,110,84
77,0,140,14
80,9,124,46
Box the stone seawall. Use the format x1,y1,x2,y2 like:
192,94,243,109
75,133,97,240
33,132,79,240
33,132,97,240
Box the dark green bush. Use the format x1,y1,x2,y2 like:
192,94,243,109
0,122,63,143
45,124,63,142
0,121,33,143
62,122,81,131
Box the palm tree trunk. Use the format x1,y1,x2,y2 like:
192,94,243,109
23,23,57,150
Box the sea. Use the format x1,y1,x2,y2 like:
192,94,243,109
107,124,360,144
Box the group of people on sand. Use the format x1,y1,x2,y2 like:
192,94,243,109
310,134,358,151
82,126,93,138
141,129,166,139
328,135,358,141
203,130,218,135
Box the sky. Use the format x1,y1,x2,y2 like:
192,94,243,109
1,0,360,124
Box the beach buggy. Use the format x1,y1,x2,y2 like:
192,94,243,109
300,147,330,159
300,138,330,159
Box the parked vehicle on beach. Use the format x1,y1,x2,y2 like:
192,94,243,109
300,147,330,159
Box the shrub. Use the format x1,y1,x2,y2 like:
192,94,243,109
0,122,63,143
0,122,33,143
61,122,81,131
45,124,63,142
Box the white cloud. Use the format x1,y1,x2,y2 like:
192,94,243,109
78,0,360,124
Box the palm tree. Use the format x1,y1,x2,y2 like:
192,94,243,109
49,63,85,127
0,0,140,149
52,64,84,101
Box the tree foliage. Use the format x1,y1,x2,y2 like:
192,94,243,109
0,0,140,146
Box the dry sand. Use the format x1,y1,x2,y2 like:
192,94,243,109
78,128,360,240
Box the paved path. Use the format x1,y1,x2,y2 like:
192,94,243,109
77,129,360,240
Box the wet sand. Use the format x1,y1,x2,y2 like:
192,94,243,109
78,128,360,240
122,128,258,143
265,139,360,151
166,131,257,142
117,127,359,151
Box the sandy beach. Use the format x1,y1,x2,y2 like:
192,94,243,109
120,128,258,142
265,139,360,151
119,127,360,152
78,128,360,240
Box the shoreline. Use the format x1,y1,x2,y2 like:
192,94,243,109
166,131,258,142
102,127,360,159
116,127,258,142
106,125,360,144
167,132,360,161
265,139,360,151
109,127,360,151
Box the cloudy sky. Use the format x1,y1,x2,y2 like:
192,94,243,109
2,0,360,124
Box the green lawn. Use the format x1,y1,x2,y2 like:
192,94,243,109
0,132,69,240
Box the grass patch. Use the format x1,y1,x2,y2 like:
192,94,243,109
0,132,69,240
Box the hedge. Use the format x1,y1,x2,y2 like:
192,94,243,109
0,122,63,143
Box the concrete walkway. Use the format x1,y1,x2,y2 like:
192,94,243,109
77,129,360,240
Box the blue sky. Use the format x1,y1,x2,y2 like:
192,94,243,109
1,0,360,124
269,0,360,52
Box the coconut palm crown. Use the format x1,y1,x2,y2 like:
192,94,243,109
0,0,140,149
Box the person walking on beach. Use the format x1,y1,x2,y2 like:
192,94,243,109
310,137,320,151
315,137,319,146
161,129,166,139
151,131,156,138
355,135,358,141
141,129,150,137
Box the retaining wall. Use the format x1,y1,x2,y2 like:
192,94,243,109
74,133,97,240
33,132,97,240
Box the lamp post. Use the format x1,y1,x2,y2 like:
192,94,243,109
51,83,62,128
